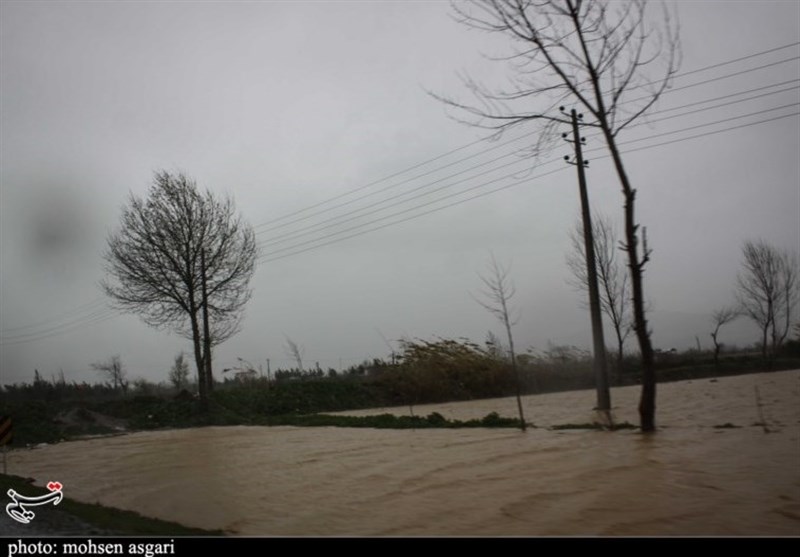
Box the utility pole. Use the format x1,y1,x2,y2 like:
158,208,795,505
562,107,612,422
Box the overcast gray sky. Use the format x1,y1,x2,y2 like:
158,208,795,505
1,1,798,386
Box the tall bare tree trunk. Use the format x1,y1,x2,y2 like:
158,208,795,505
616,336,625,384
504,309,526,432
189,305,207,406
604,134,656,432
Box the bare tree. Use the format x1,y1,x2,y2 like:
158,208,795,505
169,351,191,391
736,240,798,360
101,171,257,406
566,214,632,375
474,253,526,431
709,307,739,368
92,355,127,393
435,0,679,432
283,335,305,371
777,251,799,350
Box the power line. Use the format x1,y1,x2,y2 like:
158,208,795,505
619,112,800,156
0,298,108,334
250,45,800,234
0,309,119,346
255,129,539,238
256,70,800,244
644,90,799,126
257,110,799,264
255,144,537,250
624,56,800,106
255,100,800,253
253,129,516,231
646,79,800,116
256,159,562,262
671,41,799,80
258,165,570,265
607,103,800,149
255,85,800,250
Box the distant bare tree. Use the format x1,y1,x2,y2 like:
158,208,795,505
566,214,632,375
169,352,190,391
777,252,799,350
92,355,127,393
736,240,798,359
284,336,305,371
709,307,740,368
435,0,680,432
474,254,526,431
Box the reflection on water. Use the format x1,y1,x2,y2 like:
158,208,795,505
6,371,800,535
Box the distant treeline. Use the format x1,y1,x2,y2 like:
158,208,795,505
2,338,799,446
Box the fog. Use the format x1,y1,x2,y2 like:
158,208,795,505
1,1,798,386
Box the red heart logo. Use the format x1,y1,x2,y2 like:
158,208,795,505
47,481,62,492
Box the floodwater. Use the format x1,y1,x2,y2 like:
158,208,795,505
5,370,800,536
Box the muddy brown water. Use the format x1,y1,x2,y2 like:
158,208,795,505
4,370,799,536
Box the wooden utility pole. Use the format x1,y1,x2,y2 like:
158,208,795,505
562,107,612,421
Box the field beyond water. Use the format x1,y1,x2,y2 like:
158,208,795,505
3,369,799,536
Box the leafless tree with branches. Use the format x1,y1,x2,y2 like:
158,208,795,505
169,351,191,391
736,240,798,360
102,171,257,405
474,253,526,431
92,355,128,393
434,0,680,431
709,307,739,368
566,214,632,376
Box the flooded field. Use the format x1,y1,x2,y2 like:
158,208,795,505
5,370,800,536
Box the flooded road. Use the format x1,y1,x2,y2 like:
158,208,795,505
5,370,800,536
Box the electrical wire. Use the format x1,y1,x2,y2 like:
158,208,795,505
0,309,119,346
256,111,800,264
256,101,800,254
250,44,800,233
253,66,800,242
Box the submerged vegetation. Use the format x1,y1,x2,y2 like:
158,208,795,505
263,411,524,429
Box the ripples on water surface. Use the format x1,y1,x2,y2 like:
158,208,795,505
6,370,800,535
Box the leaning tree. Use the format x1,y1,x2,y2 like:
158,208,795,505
102,171,257,405
434,0,679,431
